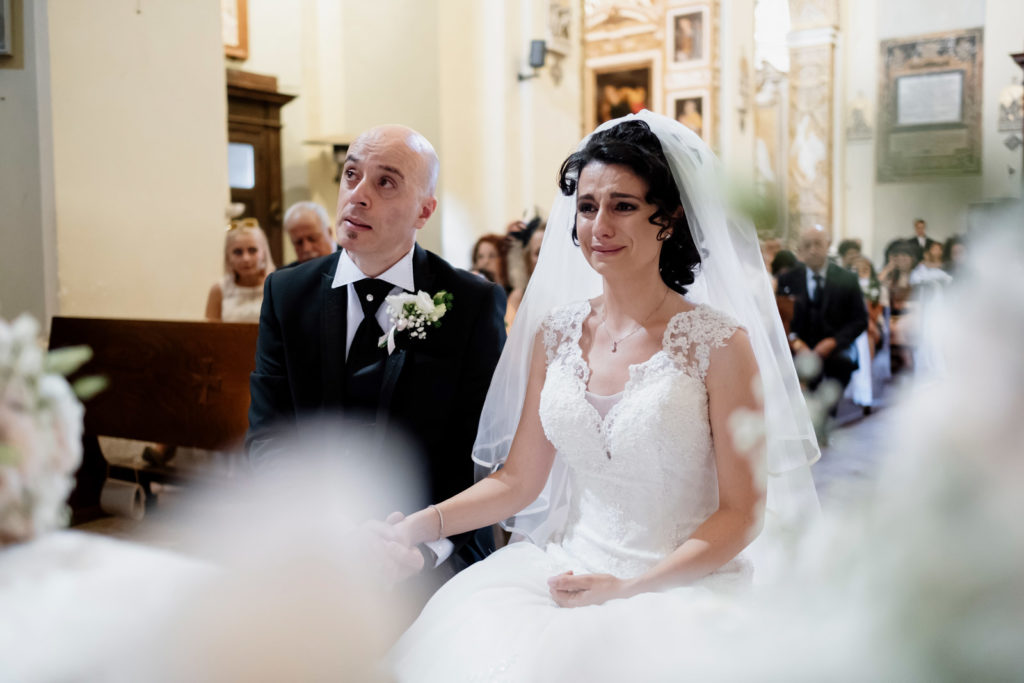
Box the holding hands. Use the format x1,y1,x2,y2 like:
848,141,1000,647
361,511,424,583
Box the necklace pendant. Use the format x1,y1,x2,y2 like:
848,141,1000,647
605,450,612,459
611,341,618,353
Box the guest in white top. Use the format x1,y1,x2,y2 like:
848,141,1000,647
205,219,276,322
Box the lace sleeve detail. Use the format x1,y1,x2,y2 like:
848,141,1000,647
663,305,742,381
540,301,590,365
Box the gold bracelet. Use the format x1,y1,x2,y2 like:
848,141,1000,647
428,504,444,541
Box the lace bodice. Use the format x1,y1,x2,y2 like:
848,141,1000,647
538,300,741,578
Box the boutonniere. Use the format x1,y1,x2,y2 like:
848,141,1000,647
378,290,454,354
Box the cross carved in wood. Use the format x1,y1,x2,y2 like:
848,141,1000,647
190,357,223,405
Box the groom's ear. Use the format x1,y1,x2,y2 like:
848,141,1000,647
414,197,438,230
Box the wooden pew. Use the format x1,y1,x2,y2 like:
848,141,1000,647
48,317,258,523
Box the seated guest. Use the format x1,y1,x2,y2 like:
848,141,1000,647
760,237,782,272
205,219,275,322
837,238,862,270
878,240,916,374
471,235,511,294
506,222,545,325
473,234,516,327
777,225,868,393
943,235,966,277
852,256,884,358
284,201,336,266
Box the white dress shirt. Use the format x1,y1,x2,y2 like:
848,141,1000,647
332,246,417,359
805,265,828,300
330,246,454,567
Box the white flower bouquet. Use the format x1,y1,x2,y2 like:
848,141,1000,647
0,314,103,546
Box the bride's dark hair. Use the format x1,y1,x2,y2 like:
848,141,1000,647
557,119,701,295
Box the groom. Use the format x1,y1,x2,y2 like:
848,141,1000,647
246,124,506,578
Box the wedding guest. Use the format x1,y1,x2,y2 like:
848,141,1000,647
943,235,966,276
205,219,276,322
284,201,336,266
853,256,884,358
879,241,916,374
760,237,782,272
507,223,546,325
777,225,868,393
770,249,798,281
471,235,512,294
837,238,862,270
907,218,939,264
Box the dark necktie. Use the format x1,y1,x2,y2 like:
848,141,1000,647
347,278,394,372
811,273,824,306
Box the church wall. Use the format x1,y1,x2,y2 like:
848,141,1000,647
981,0,1024,202
854,0,1020,263
438,0,583,268
0,0,57,325
46,0,228,320
226,0,583,270
719,0,757,184
231,0,347,264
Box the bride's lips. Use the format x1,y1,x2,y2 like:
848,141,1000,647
591,244,625,255
343,216,372,231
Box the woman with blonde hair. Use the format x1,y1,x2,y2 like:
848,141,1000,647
205,218,276,322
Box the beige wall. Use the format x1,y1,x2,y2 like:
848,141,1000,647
47,0,228,319
232,0,344,264
439,0,583,268
9,0,584,322
839,0,1022,263
0,0,57,324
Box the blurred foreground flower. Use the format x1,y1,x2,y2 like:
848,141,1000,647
0,314,104,546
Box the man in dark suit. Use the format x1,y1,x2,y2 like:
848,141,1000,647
908,218,940,264
246,125,506,583
778,225,868,392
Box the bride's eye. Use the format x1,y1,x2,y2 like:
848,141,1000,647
615,202,637,212
577,202,597,215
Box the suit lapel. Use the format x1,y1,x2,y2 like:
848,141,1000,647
320,254,348,407
377,245,434,417
821,263,837,311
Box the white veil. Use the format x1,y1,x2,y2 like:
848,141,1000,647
472,110,820,559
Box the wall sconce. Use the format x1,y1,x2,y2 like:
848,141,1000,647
518,40,548,81
304,135,353,182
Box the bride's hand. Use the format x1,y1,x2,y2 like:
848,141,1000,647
547,571,635,608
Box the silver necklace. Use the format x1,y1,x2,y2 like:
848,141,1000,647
600,288,670,353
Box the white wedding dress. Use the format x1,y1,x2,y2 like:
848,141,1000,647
390,301,754,682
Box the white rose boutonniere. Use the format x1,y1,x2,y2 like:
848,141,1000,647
378,290,454,354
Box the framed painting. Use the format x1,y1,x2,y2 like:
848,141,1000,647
595,66,652,126
668,90,711,142
222,0,249,60
586,51,661,130
666,5,709,69
876,28,983,182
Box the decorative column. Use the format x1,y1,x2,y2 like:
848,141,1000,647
786,0,839,235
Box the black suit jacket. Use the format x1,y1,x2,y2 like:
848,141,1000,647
246,245,506,558
777,262,867,354
908,236,940,264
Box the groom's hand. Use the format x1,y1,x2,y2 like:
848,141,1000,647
547,571,634,608
361,514,424,583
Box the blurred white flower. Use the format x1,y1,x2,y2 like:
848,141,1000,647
0,314,88,546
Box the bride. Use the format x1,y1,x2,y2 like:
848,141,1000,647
385,111,820,681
